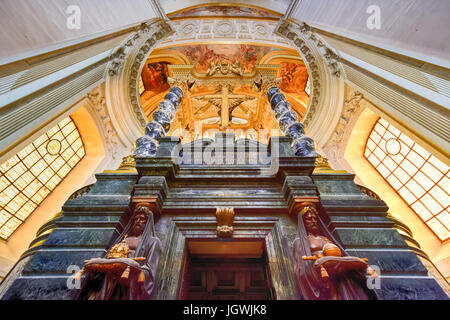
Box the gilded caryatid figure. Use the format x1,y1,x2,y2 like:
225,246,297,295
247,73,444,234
293,203,377,300
77,203,162,300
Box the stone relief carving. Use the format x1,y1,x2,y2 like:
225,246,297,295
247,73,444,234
302,24,341,76
213,20,236,37
275,20,342,128
107,22,157,76
105,20,173,129
160,19,290,45
216,207,235,238
108,47,127,77
86,87,121,159
324,90,364,163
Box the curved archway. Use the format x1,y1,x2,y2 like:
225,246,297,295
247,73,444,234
104,17,344,151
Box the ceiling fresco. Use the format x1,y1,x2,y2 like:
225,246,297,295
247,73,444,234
179,44,273,73
279,62,309,94
141,61,170,94
140,43,309,143
168,5,282,19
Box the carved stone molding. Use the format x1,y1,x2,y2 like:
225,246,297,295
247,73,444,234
324,90,364,163
159,19,291,46
216,207,235,238
107,22,167,77
292,22,342,77
106,20,173,130
86,86,121,159
275,20,343,129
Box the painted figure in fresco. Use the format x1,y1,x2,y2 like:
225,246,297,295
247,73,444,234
293,203,377,300
279,62,308,94
142,62,170,92
182,44,270,73
77,203,162,300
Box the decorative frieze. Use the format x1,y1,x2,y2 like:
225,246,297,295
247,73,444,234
160,19,291,46
107,21,171,77
86,86,121,159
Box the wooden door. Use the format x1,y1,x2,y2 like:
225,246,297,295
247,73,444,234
184,258,273,300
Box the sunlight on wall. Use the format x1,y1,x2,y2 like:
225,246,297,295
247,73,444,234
345,107,450,279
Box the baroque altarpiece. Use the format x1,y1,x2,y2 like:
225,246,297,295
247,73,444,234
0,60,447,301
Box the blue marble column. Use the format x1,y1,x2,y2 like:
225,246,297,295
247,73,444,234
267,86,317,157
134,86,183,156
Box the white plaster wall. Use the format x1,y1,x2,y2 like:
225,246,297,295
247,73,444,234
291,0,450,65
0,0,159,63
0,256,14,279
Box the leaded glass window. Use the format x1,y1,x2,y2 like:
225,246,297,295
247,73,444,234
0,117,85,240
365,117,449,240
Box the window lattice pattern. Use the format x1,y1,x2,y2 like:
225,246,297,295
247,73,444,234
0,117,85,240
365,118,449,240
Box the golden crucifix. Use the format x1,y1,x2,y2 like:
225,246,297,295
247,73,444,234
199,85,255,129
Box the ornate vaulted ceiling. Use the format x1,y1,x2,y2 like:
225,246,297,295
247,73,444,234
139,4,309,143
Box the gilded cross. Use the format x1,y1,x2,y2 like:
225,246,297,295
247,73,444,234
199,86,254,128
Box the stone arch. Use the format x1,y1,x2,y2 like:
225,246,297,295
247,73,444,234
105,20,173,150
275,20,345,147
104,18,345,151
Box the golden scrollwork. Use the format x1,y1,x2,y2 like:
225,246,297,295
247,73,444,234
216,207,235,238
206,60,243,77
167,64,280,92
314,154,332,171
107,235,130,259
117,155,137,171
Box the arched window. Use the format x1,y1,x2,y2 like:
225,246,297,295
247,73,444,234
365,118,449,240
0,117,85,240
